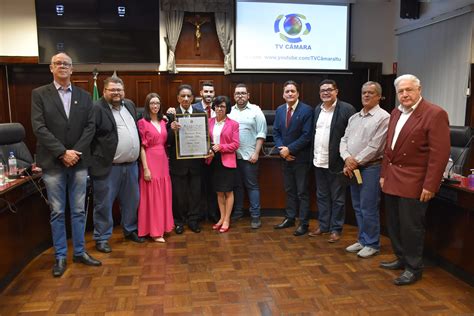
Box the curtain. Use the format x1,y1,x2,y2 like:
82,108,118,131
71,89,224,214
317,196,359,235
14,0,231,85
215,12,233,74
164,11,184,74
397,12,473,125
161,0,231,13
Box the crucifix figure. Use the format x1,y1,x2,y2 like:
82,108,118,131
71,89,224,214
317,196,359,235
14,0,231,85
186,14,210,50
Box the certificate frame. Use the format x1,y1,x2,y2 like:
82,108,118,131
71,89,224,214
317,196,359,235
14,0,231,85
175,112,210,159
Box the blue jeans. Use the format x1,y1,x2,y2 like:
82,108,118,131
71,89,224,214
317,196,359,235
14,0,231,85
233,159,261,218
92,162,139,242
283,162,311,225
42,166,88,259
314,167,347,233
350,164,381,250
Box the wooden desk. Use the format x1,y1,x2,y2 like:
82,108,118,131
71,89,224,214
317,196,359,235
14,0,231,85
425,183,474,285
0,174,51,291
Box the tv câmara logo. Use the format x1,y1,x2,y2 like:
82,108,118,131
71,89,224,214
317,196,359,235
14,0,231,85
274,13,311,43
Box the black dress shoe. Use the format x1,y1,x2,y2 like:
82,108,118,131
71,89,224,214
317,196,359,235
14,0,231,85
96,241,112,253
175,225,184,234
125,231,146,243
73,252,102,266
52,258,67,277
394,270,422,286
188,222,201,233
293,224,308,236
274,218,295,229
380,259,404,270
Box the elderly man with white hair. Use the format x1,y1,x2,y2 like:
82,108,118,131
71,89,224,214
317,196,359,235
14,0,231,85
379,74,450,285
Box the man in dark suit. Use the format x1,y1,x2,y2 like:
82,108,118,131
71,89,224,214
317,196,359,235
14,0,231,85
380,74,450,285
309,79,356,242
31,52,101,277
90,76,145,254
273,80,314,236
167,84,205,234
192,81,219,223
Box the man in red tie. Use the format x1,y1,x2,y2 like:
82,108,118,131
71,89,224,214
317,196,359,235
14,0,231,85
273,80,314,236
193,81,215,118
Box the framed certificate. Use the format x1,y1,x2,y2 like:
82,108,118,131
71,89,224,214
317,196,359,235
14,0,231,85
175,113,210,159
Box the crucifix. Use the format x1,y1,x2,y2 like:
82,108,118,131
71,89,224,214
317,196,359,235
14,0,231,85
186,14,210,54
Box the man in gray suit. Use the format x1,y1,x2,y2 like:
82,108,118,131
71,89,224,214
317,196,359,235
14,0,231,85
31,52,101,278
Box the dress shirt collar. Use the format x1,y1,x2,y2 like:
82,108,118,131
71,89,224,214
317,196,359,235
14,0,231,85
321,99,337,112
360,104,380,117
53,81,72,91
287,99,299,112
398,97,422,114
180,105,193,114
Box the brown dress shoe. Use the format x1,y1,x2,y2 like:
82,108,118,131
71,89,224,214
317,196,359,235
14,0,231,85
328,232,340,243
308,228,329,237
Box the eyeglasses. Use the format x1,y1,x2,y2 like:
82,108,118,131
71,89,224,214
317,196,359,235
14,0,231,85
149,101,161,105
52,61,72,68
105,88,124,93
320,88,336,94
234,92,248,96
215,105,227,108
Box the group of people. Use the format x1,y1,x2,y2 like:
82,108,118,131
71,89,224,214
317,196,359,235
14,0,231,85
32,52,450,287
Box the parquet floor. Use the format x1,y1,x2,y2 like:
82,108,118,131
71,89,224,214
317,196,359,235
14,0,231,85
0,217,473,315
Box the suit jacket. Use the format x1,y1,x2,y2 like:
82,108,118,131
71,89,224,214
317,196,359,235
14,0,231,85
207,117,240,168
312,99,356,172
166,105,205,176
89,97,139,177
31,83,95,170
273,101,314,164
192,101,205,112
381,99,450,199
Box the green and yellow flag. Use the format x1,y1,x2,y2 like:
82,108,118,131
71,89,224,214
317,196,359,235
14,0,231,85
93,76,100,101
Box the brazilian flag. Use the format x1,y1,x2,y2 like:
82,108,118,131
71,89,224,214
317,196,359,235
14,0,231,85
93,78,100,101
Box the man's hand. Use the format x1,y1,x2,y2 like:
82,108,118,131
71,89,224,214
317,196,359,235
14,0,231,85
343,166,353,178
344,156,358,171
61,150,81,167
285,155,296,161
166,107,176,115
170,121,181,131
278,146,290,159
420,189,435,202
249,151,259,164
379,177,384,189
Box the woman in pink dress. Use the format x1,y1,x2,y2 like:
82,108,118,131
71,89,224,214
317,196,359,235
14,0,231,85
137,93,174,242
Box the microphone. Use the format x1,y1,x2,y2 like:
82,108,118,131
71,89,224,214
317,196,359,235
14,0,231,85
443,135,473,184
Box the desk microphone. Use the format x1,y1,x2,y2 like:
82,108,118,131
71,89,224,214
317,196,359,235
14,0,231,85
443,135,473,184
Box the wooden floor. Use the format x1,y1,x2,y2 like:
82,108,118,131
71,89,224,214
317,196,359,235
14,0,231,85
1,217,473,315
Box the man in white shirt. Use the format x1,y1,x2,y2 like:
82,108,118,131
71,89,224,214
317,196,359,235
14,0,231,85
309,79,355,242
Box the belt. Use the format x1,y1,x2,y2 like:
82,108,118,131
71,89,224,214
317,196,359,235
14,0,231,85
360,159,382,168
112,161,135,166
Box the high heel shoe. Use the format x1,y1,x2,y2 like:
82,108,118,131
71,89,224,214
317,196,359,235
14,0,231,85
219,226,230,233
153,237,166,243
212,223,222,230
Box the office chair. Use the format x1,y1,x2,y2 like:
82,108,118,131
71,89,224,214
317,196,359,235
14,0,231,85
0,123,34,168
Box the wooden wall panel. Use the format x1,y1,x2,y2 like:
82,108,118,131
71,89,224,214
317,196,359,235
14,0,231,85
135,80,152,106
0,66,9,123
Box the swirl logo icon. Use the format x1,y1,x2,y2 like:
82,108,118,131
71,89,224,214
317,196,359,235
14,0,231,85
274,13,311,43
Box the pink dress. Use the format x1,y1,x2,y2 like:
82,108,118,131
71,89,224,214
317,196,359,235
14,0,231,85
137,118,174,237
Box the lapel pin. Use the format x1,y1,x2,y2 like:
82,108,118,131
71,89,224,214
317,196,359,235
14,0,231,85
74,101,78,104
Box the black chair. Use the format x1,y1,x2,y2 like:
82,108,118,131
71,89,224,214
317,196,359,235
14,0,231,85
0,123,33,169
262,110,277,155
449,125,473,173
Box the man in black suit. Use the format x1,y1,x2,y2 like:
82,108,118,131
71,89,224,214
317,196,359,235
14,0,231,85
166,84,205,234
31,52,101,277
273,80,314,236
309,79,356,242
192,81,219,223
90,76,145,254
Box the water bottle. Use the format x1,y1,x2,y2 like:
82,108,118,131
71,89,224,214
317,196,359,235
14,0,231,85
0,162,5,185
468,169,474,190
8,151,17,177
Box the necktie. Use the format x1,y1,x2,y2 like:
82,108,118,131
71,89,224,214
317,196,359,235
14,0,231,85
184,110,189,115
286,107,292,128
206,106,211,118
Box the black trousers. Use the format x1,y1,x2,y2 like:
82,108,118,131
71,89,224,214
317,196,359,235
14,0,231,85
282,161,311,225
171,171,201,226
384,193,428,273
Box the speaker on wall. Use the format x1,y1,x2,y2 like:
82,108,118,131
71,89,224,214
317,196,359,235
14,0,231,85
400,0,420,19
